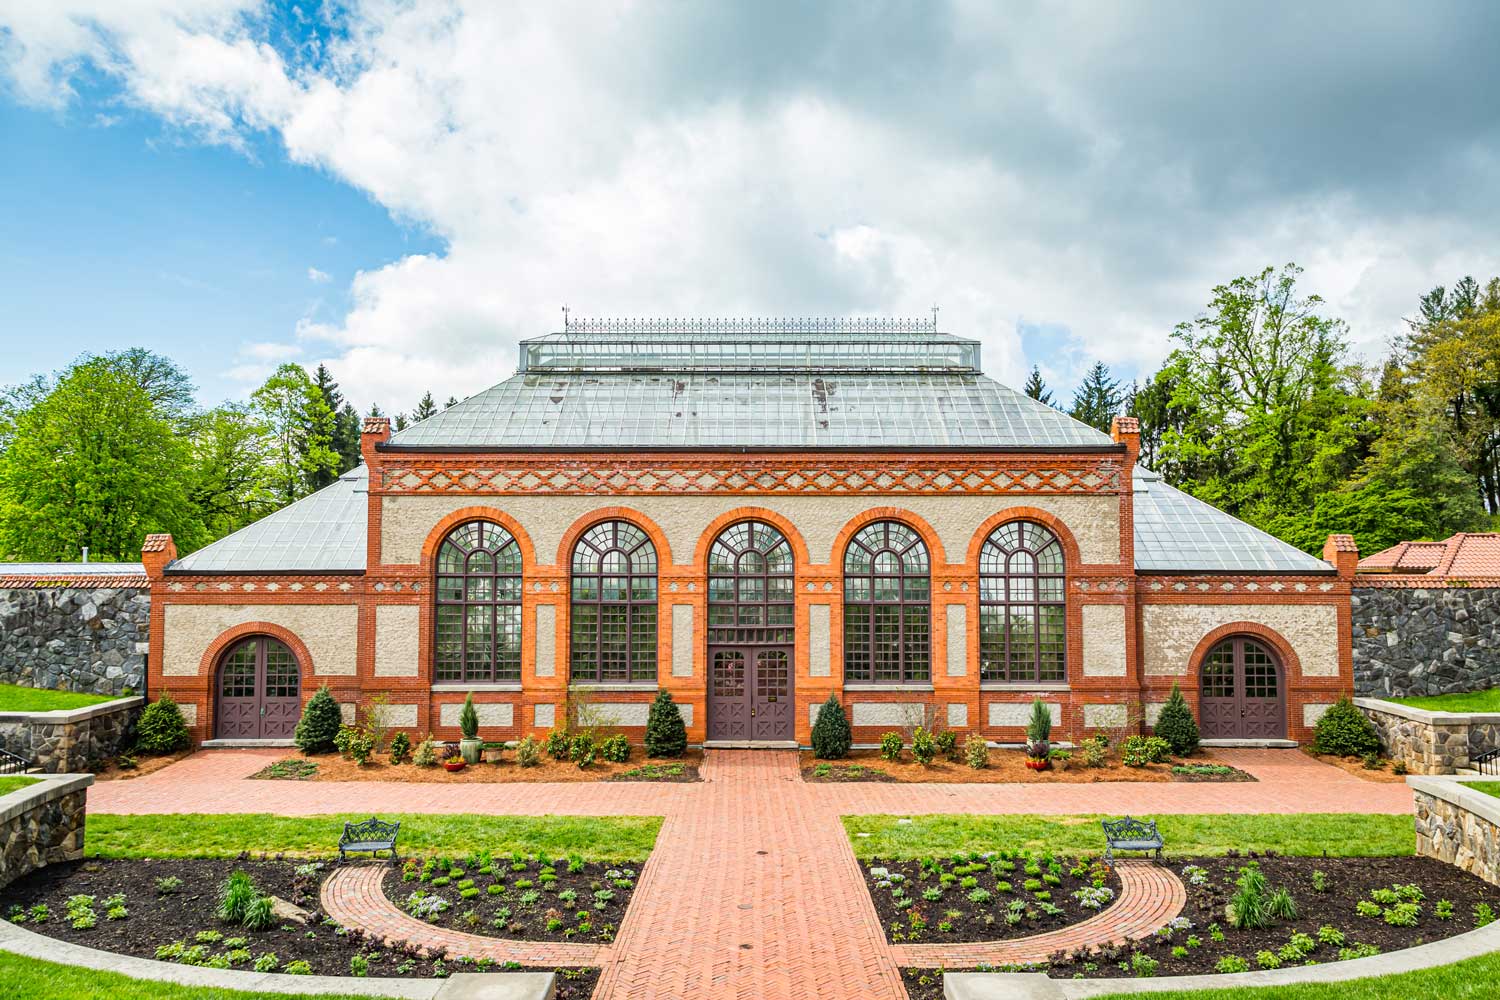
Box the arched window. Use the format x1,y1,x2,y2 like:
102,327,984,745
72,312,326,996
434,521,522,682
706,521,795,646
570,520,658,683
979,521,1066,682
843,520,930,684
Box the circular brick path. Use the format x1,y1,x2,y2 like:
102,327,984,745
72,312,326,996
91,748,1408,1000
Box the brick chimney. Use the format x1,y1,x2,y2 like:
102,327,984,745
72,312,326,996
1110,415,1141,466
360,416,391,468
140,533,177,579
1322,534,1359,579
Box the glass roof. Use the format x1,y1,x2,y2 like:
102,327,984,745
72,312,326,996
1133,467,1333,573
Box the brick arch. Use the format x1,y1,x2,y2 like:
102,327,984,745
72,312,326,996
965,506,1084,570
418,506,539,573
554,507,675,569
830,507,947,568
1187,621,1302,678
198,622,316,740
692,507,813,569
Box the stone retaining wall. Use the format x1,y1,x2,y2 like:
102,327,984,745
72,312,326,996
1356,697,1500,775
0,697,142,773
0,586,149,696
0,774,93,890
1352,584,1500,698
1411,777,1500,888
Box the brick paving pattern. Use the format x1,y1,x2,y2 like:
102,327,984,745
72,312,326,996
92,748,1412,999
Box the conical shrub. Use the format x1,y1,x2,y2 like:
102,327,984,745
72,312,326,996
644,689,687,758
293,686,342,754
1154,682,1200,756
811,695,851,759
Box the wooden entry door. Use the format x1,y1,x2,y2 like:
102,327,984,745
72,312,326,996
216,637,302,740
707,646,794,742
1198,637,1286,739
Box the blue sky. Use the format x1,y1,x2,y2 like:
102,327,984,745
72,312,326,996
2,3,1498,414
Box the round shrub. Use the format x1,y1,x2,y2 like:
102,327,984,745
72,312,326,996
515,735,541,767
599,733,630,763
1153,682,1200,756
964,732,989,769
911,727,937,765
879,732,903,761
388,731,411,765
644,689,687,758
1313,696,1380,758
294,686,342,755
811,695,852,759
135,693,190,755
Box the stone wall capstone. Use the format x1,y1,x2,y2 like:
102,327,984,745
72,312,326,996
0,587,149,696
0,697,142,773
1352,586,1500,698
0,775,92,890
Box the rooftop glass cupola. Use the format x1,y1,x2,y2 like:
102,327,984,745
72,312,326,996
519,317,982,374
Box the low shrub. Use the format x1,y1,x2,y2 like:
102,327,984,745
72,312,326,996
216,872,257,924
515,736,541,768
1082,735,1108,767
1121,735,1171,767
545,728,571,760
934,729,959,761
879,732,904,762
644,690,687,758
811,695,852,759
293,686,342,755
135,693,191,756
388,731,411,765
599,734,630,763
911,727,937,765
1153,682,1200,756
1313,696,1380,758
413,736,438,768
964,733,989,769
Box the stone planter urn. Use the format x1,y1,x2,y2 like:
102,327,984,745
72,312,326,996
460,737,483,765
483,745,504,764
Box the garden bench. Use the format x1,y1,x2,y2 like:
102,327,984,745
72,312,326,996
338,817,400,863
1101,816,1164,865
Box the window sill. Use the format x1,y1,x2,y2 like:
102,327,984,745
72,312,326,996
568,683,658,693
432,683,522,693
979,682,1071,692
844,684,936,693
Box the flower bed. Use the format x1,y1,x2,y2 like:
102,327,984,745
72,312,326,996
894,854,1500,998
865,850,1122,943
802,749,1255,783
389,852,638,944
250,747,703,783
0,857,597,997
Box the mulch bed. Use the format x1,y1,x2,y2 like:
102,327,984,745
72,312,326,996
388,853,637,944
896,854,1500,996
251,748,704,783
0,858,596,996
92,749,194,781
804,749,1259,784
1304,749,1410,783
606,761,701,782
864,851,1122,944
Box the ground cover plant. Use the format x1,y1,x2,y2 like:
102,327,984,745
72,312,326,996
846,814,1415,860
85,813,661,861
607,761,700,782
0,775,40,796
0,683,121,712
390,851,637,943
865,849,1121,944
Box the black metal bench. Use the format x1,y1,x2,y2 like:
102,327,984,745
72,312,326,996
1101,816,1164,865
338,817,400,862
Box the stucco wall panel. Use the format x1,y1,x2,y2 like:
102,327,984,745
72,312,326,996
946,604,967,677
381,494,1121,567
535,605,556,678
163,604,358,677
1081,604,1127,677
809,605,831,677
1141,603,1339,677
374,605,420,677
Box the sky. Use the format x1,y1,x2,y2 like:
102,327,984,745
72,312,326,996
2,1,1499,417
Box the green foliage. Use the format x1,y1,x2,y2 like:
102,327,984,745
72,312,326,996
344,728,374,766
134,694,190,755
879,732,904,761
241,894,274,931
545,727,571,760
458,694,479,740
294,687,343,755
515,736,541,768
1023,364,1054,406
568,733,596,767
911,727,937,765
643,689,686,758
1228,865,1270,930
1025,698,1053,745
599,734,630,763
216,872,257,924
1313,696,1381,757
1153,683,1199,756
1121,735,1171,767
1069,361,1123,431
811,695,852,759
934,729,959,761
412,737,438,768
388,732,411,765
250,363,338,506
964,733,989,769
1082,735,1109,767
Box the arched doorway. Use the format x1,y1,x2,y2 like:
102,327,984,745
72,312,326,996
216,636,301,739
1198,636,1286,739
706,521,794,742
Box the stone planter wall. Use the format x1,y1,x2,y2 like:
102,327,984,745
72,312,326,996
0,697,142,773
1357,697,1500,775
0,774,93,890
1352,584,1500,698
1411,777,1500,887
0,586,149,697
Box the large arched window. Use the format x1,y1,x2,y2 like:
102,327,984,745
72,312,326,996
843,520,930,684
979,521,1066,682
435,521,522,682
570,520,658,683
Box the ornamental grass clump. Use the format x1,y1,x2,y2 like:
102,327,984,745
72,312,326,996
294,686,343,755
1153,683,1200,756
644,689,686,757
811,695,852,759
135,693,191,755
1312,696,1381,758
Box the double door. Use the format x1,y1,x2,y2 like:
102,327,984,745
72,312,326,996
707,646,793,742
216,637,301,739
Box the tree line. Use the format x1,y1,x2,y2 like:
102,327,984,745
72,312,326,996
0,354,455,561
1026,264,1500,555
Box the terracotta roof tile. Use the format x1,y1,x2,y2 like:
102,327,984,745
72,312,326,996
1357,533,1500,579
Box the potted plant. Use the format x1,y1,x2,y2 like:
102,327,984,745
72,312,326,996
440,742,466,772
1024,698,1052,770
482,740,505,764
458,693,483,765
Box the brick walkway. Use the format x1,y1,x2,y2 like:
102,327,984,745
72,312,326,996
90,748,1412,999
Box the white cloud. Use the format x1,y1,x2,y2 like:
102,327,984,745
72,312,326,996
4,2,1499,409
306,266,330,283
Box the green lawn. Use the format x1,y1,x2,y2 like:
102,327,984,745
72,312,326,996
0,776,40,797
1386,688,1500,713
0,950,382,1000
844,813,1414,859
87,812,662,861
1096,948,1500,999
1462,781,1500,798
0,683,120,712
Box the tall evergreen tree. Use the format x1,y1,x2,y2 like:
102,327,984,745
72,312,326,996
444,396,459,409
333,402,361,473
1022,365,1054,406
1069,361,1122,431
412,391,438,421
393,412,409,431
307,364,344,489
251,364,338,505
